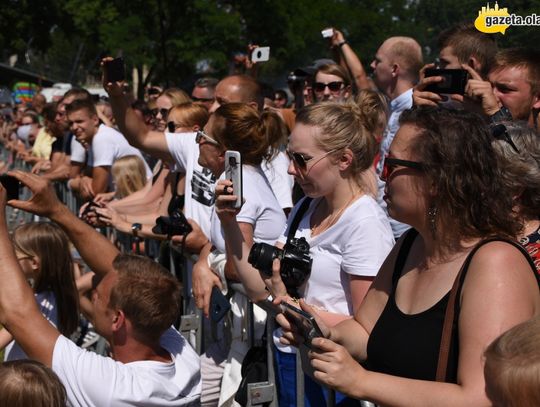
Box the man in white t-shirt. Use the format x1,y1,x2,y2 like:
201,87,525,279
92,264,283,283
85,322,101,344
0,172,201,407
66,98,151,200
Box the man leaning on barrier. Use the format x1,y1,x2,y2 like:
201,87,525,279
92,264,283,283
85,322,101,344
0,171,201,407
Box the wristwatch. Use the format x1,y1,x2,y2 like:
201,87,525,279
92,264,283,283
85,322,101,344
337,40,348,48
490,107,512,124
131,223,142,238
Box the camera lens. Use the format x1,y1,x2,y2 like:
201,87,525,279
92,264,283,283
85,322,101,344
248,242,277,275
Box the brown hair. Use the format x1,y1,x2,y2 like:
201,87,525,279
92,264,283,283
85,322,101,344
169,102,209,128
399,106,520,250
315,64,352,87
12,222,80,336
491,122,540,222
110,254,181,342
0,360,66,407
491,48,540,95
159,87,192,106
484,316,540,407
21,110,40,125
353,89,388,141
212,103,287,165
65,98,97,116
111,155,148,198
295,102,378,188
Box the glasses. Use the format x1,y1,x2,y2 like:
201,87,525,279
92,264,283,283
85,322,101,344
192,96,214,103
286,148,339,171
491,124,520,154
150,108,169,119
167,121,184,133
313,81,344,93
381,156,424,180
195,130,220,146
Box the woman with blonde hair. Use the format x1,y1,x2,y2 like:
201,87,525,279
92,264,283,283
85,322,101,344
152,88,191,131
111,155,149,199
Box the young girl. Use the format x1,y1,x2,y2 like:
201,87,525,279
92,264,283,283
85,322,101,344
0,222,80,361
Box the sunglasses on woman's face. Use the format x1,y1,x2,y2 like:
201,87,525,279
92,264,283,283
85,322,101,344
286,148,339,170
313,81,344,93
195,130,220,146
381,156,424,181
150,108,169,119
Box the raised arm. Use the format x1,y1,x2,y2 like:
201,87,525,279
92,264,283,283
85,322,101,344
331,29,372,91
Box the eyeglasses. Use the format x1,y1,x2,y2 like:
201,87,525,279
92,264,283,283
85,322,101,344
192,96,214,103
381,156,424,181
491,124,520,154
195,130,220,146
286,148,339,171
313,81,345,93
167,121,184,133
150,108,169,119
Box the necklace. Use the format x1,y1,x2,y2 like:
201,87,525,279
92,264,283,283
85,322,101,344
311,192,363,237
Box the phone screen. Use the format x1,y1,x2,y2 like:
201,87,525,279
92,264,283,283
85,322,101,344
0,175,20,201
105,57,125,83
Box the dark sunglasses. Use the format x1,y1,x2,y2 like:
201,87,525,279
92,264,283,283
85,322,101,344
381,156,424,180
491,123,520,154
192,96,214,103
150,108,169,118
313,81,344,92
285,148,338,170
167,121,183,133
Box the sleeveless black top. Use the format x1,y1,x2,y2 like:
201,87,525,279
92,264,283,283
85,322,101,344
366,229,539,383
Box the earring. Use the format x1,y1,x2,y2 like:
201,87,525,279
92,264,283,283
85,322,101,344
428,204,437,235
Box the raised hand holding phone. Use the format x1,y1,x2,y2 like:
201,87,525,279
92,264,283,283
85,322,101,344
224,151,242,209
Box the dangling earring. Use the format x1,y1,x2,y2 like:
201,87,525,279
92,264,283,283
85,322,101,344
428,204,438,236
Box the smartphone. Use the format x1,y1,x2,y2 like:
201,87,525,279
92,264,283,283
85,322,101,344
0,175,20,200
424,68,468,95
224,150,243,209
281,302,323,349
210,286,231,322
321,28,334,38
104,57,125,83
251,47,270,63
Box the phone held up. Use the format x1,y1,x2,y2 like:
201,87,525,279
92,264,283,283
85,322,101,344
104,57,126,83
225,150,243,209
251,47,270,63
424,68,469,95
0,175,20,201
321,28,334,38
281,302,323,349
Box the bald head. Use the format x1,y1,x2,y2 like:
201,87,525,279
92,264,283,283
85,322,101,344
210,75,263,113
384,37,423,82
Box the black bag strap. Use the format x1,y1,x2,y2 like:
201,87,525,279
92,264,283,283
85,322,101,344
285,197,313,244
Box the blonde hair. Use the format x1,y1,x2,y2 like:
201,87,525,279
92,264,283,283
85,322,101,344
0,360,66,407
295,102,378,187
353,89,388,142
111,155,148,198
484,316,540,407
168,102,209,128
160,87,191,106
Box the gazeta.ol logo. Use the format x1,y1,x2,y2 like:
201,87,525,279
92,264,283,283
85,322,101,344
475,2,540,34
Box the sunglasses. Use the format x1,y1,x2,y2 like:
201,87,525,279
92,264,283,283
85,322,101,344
381,156,424,180
195,130,220,146
192,96,214,103
286,148,339,170
313,81,344,93
491,123,520,154
167,121,184,133
150,108,169,119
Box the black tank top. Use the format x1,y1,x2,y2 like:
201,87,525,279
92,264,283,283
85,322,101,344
366,229,539,383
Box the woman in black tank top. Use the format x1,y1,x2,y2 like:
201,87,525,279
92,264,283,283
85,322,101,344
278,107,540,405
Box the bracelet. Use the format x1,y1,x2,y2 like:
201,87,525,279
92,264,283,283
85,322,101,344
337,40,348,48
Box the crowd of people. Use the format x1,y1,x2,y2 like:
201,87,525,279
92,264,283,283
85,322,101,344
0,22,539,407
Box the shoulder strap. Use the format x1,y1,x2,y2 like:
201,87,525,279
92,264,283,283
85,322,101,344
436,237,538,382
286,197,313,244
391,228,418,287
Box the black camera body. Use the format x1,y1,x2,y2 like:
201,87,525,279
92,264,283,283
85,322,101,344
152,212,192,237
248,237,312,291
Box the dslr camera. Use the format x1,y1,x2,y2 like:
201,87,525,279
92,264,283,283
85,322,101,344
248,237,312,291
152,212,192,237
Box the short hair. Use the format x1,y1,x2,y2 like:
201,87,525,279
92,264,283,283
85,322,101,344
169,102,209,129
110,254,181,342
0,360,66,407
399,107,520,249
295,102,379,189
490,47,540,95
21,110,40,124
491,122,540,222
315,63,352,86
223,75,264,111
61,87,92,103
159,87,192,106
484,316,540,407
111,155,148,198
65,98,97,116
194,77,219,90
387,37,423,83
212,103,286,165
438,23,497,78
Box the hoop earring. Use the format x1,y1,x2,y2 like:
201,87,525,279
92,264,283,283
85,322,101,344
428,204,438,236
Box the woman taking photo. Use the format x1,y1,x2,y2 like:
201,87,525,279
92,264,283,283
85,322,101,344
214,101,394,406
279,107,540,406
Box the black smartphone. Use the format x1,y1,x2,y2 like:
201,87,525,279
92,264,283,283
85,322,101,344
0,175,20,201
281,302,323,349
424,68,468,95
210,286,231,322
104,57,125,83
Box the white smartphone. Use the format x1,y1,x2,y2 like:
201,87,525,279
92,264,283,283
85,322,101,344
251,46,270,63
321,28,334,38
224,150,243,209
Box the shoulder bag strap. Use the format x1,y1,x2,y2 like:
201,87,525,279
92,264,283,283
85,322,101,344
285,197,313,244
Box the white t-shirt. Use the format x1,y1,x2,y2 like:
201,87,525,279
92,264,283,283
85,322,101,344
92,124,152,178
70,137,90,165
165,131,215,237
52,327,201,407
279,195,394,315
261,151,294,210
210,165,286,254
4,291,57,361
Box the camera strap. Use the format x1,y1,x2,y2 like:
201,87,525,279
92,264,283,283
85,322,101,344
286,197,313,244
